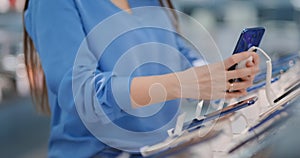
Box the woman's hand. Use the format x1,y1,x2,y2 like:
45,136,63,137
130,51,259,107
173,51,260,100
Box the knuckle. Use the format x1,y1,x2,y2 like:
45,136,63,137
251,67,257,74
237,69,243,78
246,80,253,87
225,93,233,99
228,57,236,66
256,67,260,73
225,72,230,80
240,91,247,96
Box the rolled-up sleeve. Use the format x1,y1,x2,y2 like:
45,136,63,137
175,34,207,67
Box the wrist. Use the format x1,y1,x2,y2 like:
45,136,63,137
159,72,181,100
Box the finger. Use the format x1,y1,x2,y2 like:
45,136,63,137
226,67,260,80
239,89,248,95
241,75,255,81
246,61,254,67
252,53,260,65
227,80,253,91
224,52,256,69
225,90,248,99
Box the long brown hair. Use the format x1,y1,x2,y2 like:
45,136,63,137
22,0,177,115
23,0,50,115
159,0,179,30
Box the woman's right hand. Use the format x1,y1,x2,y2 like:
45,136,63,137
130,51,259,107
173,51,260,100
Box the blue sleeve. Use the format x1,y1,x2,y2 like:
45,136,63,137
25,0,129,123
176,34,207,67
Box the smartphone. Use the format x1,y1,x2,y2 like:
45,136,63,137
204,96,258,118
185,96,258,131
228,27,265,71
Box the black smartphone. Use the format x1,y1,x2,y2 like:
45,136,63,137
228,27,265,71
185,96,258,131
203,96,258,119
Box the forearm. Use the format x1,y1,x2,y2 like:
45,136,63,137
130,73,180,107
130,52,260,108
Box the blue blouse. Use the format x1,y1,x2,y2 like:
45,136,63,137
25,0,203,157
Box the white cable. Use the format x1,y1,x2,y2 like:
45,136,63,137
248,46,274,106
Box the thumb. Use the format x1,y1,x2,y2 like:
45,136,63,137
246,60,254,67
224,51,255,69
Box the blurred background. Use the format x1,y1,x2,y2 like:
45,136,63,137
0,0,299,157
0,0,49,157
174,0,300,60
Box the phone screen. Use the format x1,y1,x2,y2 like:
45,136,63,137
233,27,265,54
228,27,265,72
